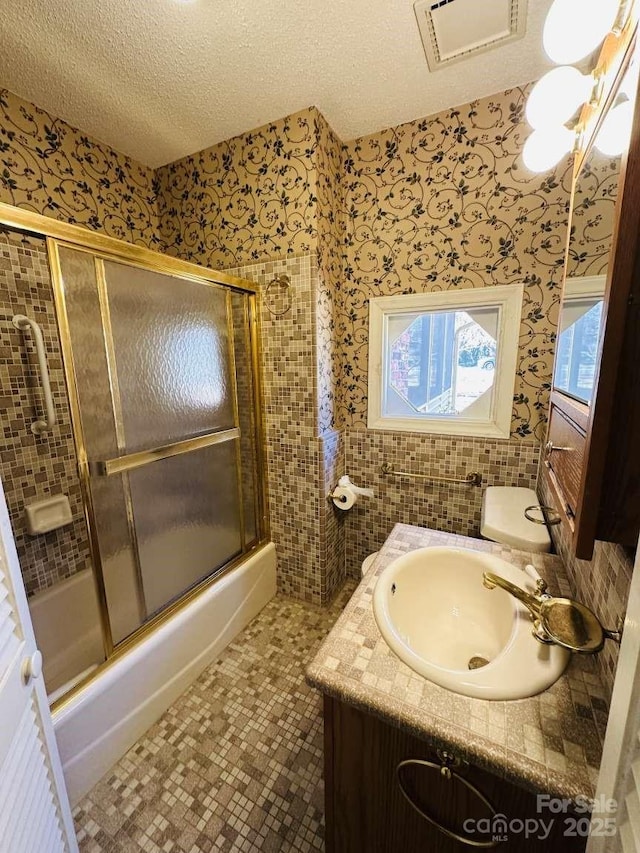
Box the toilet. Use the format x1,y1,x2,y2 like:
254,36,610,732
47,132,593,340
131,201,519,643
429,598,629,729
480,486,551,553
361,552,379,577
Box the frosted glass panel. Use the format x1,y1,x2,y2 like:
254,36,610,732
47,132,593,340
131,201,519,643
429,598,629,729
56,247,263,650
57,247,143,642
129,442,242,615
104,261,234,452
58,247,119,460
90,476,144,644
231,292,258,546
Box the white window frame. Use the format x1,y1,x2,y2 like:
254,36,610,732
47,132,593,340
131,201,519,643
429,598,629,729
367,284,523,438
563,274,607,302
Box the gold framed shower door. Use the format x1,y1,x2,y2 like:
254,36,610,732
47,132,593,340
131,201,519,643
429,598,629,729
0,203,270,711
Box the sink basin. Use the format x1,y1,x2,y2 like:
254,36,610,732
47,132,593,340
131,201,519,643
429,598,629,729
372,546,569,700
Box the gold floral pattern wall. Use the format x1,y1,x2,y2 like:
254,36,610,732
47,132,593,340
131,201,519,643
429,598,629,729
315,112,345,434
0,89,158,247
1,84,586,442
566,148,621,278
339,87,574,440
156,108,319,270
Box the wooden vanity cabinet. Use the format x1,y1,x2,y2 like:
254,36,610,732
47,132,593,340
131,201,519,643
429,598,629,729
543,27,640,559
324,696,585,853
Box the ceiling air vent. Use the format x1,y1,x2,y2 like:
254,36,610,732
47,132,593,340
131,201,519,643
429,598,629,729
414,0,528,71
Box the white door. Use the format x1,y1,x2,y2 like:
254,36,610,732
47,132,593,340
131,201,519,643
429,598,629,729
588,537,640,853
0,478,78,853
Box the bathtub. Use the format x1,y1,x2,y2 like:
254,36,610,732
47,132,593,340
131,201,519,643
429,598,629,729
50,542,277,805
29,568,105,699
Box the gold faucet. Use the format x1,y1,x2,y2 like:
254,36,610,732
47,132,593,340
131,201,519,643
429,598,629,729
482,571,621,654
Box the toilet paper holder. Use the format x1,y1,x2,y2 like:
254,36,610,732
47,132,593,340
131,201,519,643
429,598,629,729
328,475,374,506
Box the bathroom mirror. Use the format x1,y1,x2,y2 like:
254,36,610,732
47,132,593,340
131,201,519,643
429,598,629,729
543,36,640,559
553,144,621,404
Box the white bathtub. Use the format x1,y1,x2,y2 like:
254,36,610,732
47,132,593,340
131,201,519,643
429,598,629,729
29,568,105,698
50,542,277,805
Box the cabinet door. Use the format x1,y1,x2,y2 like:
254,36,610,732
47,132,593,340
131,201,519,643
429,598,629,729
544,398,588,528
324,696,586,853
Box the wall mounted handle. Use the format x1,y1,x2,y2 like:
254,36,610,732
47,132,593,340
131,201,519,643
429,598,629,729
545,440,572,455
12,314,57,435
396,758,499,848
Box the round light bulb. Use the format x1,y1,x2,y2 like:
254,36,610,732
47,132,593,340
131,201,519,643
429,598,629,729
543,0,620,65
526,67,593,129
522,127,575,173
595,100,633,156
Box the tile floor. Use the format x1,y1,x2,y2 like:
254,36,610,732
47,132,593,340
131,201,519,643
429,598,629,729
73,583,355,853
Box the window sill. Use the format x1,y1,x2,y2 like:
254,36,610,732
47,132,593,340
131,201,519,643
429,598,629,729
366,415,511,439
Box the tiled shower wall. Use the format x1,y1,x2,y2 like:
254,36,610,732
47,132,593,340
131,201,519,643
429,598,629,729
0,87,159,599
0,230,91,596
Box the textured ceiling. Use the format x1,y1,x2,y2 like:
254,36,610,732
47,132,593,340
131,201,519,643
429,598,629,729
0,0,555,168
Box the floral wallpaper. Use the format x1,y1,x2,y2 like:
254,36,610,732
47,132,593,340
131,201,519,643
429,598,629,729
155,87,580,441
0,88,158,247
156,108,319,269
1,84,585,443
315,112,345,434
339,86,574,440
566,148,621,278
156,104,344,436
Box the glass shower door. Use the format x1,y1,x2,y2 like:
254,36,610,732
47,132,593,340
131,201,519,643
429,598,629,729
102,261,242,619
53,245,260,645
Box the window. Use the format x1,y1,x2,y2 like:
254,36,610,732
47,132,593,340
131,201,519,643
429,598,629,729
554,275,606,405
368,285,523,438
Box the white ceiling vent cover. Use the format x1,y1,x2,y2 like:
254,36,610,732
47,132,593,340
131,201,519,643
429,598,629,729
414,0,528,71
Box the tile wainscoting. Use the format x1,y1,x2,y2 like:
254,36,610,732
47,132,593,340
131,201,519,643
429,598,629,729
539,476,635,699
342,429,541,577
319,429,346,602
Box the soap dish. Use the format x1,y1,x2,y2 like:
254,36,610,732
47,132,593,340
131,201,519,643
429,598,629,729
25,495,73,535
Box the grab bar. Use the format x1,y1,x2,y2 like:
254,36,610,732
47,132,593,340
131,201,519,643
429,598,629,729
12,314,57,435
381,462,482,487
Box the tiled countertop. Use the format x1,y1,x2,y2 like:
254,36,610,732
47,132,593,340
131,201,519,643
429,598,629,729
307,524,609,801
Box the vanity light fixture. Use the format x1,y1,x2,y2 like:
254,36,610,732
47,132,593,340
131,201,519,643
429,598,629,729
522,125,576,172
594,50,638,154
525,66,596,129
543,0,621,64
523,0,629,172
